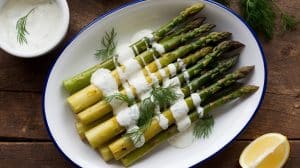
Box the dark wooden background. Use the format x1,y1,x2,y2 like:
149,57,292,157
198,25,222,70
0,0,299,167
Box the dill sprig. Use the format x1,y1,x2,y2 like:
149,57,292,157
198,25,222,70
281,13,298,32
151,85,180,109
105,92,135,106
239,0,299,39
95,28,117,62
16,8,35,45
125,126,145,147
137,97,156,128
137,85,180,127
127,85,180,141
193,115,214,139
240,0,276,39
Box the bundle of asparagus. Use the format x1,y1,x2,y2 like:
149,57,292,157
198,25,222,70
62,3,259,167
63,3,205,94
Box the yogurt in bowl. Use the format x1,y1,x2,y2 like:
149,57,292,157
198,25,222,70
0,0,69,58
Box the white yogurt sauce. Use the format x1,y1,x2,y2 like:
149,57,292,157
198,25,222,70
116,104,140,127
120,59,143,78
128,71,151,98
177,58,186,71
183,71,190,83
0,0,63,53
130,29,153,43
152,42,165,54
116,44,136,64
168,123,195,148
110,98,129,115
174,87,185,99
168,63,177,77
163,77,181,87
116,104,146,148
155,59,162,69
158,69,168,79
149,72,159,86
168,94,204,148
127,125,145,148
170,99,189,122
176,117,191,132
197,106,204,118
155,114,169,130
91,69,118,96
191,93,204,118
123,82,134,99
191,93,201,107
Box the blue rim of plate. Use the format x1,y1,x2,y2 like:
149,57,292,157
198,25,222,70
42,0,268,167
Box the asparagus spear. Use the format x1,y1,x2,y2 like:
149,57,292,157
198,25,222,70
151,3,205,41
159,17,206,43
108,66,254,160
67,30,229,114
120,85,259,166
76,113,113,139
63,3,205,94
78,41,243,125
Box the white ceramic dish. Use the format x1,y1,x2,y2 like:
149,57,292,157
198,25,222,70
43,0,267,167
0,0,69,58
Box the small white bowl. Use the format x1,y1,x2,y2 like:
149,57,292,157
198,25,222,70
0,0,69,58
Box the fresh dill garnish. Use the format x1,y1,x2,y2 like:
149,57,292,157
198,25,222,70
281,13,298,32
95,28,117,62
16,8,35,45
127,85,180,141
151,84,180,109
138,85,180,128
125,126,145,147
239,0,299,39
137,97,156,127
214,0,230,6
105,92,135,106
240,0,276,39
193,115,214,139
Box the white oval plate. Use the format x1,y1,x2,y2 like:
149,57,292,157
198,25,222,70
43,0,267,167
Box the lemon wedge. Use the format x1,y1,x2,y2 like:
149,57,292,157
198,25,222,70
239,133,290,168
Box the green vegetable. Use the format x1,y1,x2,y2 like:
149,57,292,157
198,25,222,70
16,8,35,45
151,85,180,109
281,13,298,32
193,115,214,139
105,92,135,106
95,28,117,61
240,0,275,39
240,0,298,39
63,4,206,94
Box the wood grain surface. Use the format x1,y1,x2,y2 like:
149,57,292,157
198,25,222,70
0,0,299,167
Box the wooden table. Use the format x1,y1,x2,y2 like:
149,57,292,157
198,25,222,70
0,0,299,167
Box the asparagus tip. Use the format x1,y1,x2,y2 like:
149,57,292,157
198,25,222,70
214,40,244,52
238,66,255,75
241,85,259,93
181,3,205,15
230,40,245,49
